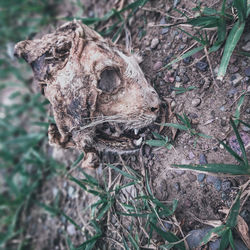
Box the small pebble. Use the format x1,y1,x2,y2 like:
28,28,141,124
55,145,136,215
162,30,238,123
187,227,213,249
183,56,192,64
67,224,76,236
197,173,205,182
151,38,160,49
199,154,207,164
153,61,163,71
206,175,218,184
160,17,166,25
214,179,221,191
244,66,250,76
191,98,201,107
189,151,195,159
161,28,169,35
228,88,237,98
143,145,151,156
195,61,208,71
242,41,250,51
220,106,225,112
221,180,231,192
220,118,227,127
182,74,190,84
240,210,250,223
171,100,176,109
175,76,181,82
174,182,180,192
163,222,172,231
231,73,243,86
187,173,197,182
184,199,193,208
173,0,180,8
68,186,75,198
221,192,229,201
229,132,250,155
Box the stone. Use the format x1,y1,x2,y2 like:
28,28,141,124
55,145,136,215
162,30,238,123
199,154,207,164
221,180,231,192
161,28,169,35
244,66,250,76
229,132,250,155
228,88,237,98
174,182,180,192
220,118,227,127
182,74,190,84
206,175,218,185
67,224,76,236
163,222,172,231
242,41,250,51
171,100,176,109
183,56,192,64
187,173,197,182
153,61,163,71
197,173,205,182
214,179,221,191
184,199,193,208
67,186,75,199
188,151,195,159
191,98,201,107
175,76,181,82
195,61,208,71
187,227,213,249
151,38,160,49
173,0,180,8
231,73,243,86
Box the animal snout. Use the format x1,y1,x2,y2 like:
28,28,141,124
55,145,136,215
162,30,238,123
148,90,160,114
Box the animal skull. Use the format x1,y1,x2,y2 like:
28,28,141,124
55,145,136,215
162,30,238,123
15,20,161,167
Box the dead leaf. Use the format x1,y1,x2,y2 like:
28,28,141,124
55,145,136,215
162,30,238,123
237,215,250,249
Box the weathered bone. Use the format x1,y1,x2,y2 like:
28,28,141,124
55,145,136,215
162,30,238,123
15,20,161,168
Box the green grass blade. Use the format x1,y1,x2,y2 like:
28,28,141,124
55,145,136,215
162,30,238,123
239,120,250,128
219,229,230,250
226,191,241,228
219,140,244,165
96,201,112,220
229,230,235,250
188,16,220,28
71,153,84,168
107,164,138,181
150,223,185,250
199,225,226,246
233,0,247,22
217,21,245,80
161,123,188,131
79,169,99,186
146,139,167,147
230,118,248,165
173,163,250,175
127,233,140,250
196,133,213,139
69,176,87,191
163,46,204,70
234,93,245,126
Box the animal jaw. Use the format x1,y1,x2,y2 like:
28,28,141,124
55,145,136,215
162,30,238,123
14,20,161,168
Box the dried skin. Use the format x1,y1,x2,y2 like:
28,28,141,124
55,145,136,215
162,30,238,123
15,20,160,167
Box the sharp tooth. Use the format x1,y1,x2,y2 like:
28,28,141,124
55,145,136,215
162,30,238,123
134,128,139,135
134,137,143,146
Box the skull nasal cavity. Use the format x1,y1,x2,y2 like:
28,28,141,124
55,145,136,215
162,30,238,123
97,68,121,93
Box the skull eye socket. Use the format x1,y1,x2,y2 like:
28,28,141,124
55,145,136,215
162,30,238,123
97,68,121,93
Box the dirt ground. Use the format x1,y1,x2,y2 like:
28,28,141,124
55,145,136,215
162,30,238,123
14,0,250,249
